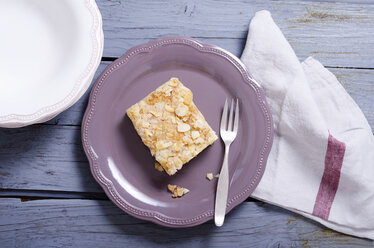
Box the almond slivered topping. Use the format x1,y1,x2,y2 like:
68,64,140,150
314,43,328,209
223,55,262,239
154,162,164,172
206,173,214,181
126,77,218,175
167,184,189,198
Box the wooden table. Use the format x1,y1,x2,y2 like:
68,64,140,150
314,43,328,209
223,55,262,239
1,1,373,247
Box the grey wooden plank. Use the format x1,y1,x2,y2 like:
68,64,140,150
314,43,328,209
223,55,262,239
290,0,374,4
329,68,374,128
0,125,101,192
0,198,372,248
100,38,247,62
0,189,107,200
96,0,374,68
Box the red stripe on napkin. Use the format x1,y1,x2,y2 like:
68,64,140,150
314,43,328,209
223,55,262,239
312,134,346,220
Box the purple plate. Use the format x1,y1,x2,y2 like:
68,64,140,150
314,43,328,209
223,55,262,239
82,37,273,227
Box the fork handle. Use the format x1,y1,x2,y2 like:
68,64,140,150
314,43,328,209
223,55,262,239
214,144,230,227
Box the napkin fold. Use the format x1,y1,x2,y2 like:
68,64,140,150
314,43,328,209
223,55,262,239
241,10,374,240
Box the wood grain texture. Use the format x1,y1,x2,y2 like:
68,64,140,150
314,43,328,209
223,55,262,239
0,125,101,192
96,0,374,68
0,198,372,248
329,68,374,128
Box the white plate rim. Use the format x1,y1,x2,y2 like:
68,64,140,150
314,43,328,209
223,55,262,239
0,0,104,128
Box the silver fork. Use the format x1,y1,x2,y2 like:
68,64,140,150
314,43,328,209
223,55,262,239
215,99,239,227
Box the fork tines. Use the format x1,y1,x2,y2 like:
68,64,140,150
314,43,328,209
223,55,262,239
220,98,239,134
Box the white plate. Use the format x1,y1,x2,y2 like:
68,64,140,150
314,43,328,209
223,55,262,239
0,0,103,128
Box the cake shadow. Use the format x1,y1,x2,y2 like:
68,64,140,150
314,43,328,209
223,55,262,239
119,116,171,189
119,115,220,187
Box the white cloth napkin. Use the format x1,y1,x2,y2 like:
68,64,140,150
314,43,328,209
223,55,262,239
241,10,374,240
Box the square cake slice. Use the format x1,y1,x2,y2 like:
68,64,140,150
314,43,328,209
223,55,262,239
126,77,218,175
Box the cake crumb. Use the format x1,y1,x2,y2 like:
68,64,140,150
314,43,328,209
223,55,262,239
154,162,164,172
206,173,219,181
167,184,189,198
206,173,214,181
168,184,177,192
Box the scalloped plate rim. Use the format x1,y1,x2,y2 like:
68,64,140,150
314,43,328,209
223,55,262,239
82,36,274,227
